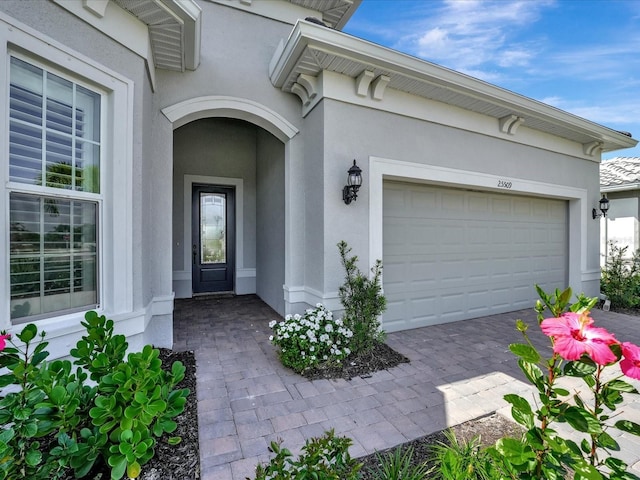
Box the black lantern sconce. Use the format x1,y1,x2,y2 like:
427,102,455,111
342,160,362,205
592,194,610,219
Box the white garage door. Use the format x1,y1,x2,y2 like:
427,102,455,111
383,181,567,332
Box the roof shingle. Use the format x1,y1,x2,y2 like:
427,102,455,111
600,157,640,189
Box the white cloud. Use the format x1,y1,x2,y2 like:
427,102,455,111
394,0,554,75
540,96,640,126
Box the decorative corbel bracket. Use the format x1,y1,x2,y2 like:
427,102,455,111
356,70,375,97
583,141,604,157
371,75,390,101
291,73,318,107
83,0,109,18
499,115,525,135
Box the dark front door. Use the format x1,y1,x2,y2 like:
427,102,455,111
192,185,235,293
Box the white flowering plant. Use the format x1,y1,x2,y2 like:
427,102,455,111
269,304,354,373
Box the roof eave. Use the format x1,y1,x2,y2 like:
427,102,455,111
271,21,638,153
332,0,362,30
601,184,640,193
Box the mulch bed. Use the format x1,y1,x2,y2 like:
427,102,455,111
139,349,199,480
59,348,199,480
302,341,410,380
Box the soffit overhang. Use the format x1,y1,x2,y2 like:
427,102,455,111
288,0,361,29
270,21,638,155
113,0,201,71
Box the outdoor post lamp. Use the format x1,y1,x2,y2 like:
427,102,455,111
343,160,362,205
592,194,610,219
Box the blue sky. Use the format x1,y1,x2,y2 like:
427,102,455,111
343,0,640,159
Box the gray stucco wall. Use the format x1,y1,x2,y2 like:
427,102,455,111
156,2,301,129
320,99,601,295
301,104,326,295
256,129,285,314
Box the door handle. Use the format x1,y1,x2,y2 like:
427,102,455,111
192,244,197,264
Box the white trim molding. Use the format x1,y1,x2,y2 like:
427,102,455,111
368,156,590,296
161,96,299,143
283,285,341,311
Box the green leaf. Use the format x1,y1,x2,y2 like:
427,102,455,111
509,343,540,363
558,287,572,306
31,351,48,367
615,420,640,436
553,387,570,397
606,379,639,394
25,448,42,467
563,406,602,434
49,385,66,405
518,358,544,390
495,437,536,465
14,407,33,421
18,324,38,343
108,454,127,480
0,375,16,389
167,436,181,446
564,359,597,377
504,394,534,429
595,431,619,451
572,460,604,480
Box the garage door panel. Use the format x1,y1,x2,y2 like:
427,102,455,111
410,190,438,210
383,182,568,332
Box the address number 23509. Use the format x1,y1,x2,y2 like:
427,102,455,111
497,180,512,189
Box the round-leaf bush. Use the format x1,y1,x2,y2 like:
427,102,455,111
269,304,353,373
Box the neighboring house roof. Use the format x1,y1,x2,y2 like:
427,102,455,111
270,21,638,155
600,157,640,192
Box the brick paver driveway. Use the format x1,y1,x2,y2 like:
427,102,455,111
173,295,640,480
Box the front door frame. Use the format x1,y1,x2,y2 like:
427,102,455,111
182,175,245,295
192,184,236,293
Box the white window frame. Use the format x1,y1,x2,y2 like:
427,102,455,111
0,13,134,331
8,53,104,322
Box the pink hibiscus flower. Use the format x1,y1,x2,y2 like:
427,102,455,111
540,312,618,365
620,342,640,380
0,333,11,352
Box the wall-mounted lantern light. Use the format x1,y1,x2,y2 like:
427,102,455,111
342,160,362,205
592,194,610,219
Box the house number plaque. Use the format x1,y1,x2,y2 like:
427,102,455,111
497,180,512,189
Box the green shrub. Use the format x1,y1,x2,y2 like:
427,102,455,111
601,242,640,309
429,430,499,480
0,312,190,480
251,429,361,480
269,304,354,373
337,241,386,354
372,446,430,480
489,285,640,479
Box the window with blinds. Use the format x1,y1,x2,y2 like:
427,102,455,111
8,56,101,321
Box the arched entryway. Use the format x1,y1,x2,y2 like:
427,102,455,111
162,97,298,316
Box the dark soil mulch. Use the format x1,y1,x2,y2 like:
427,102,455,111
302,341,410,380
140,349,199,480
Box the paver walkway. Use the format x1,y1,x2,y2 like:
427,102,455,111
173,295,640,480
